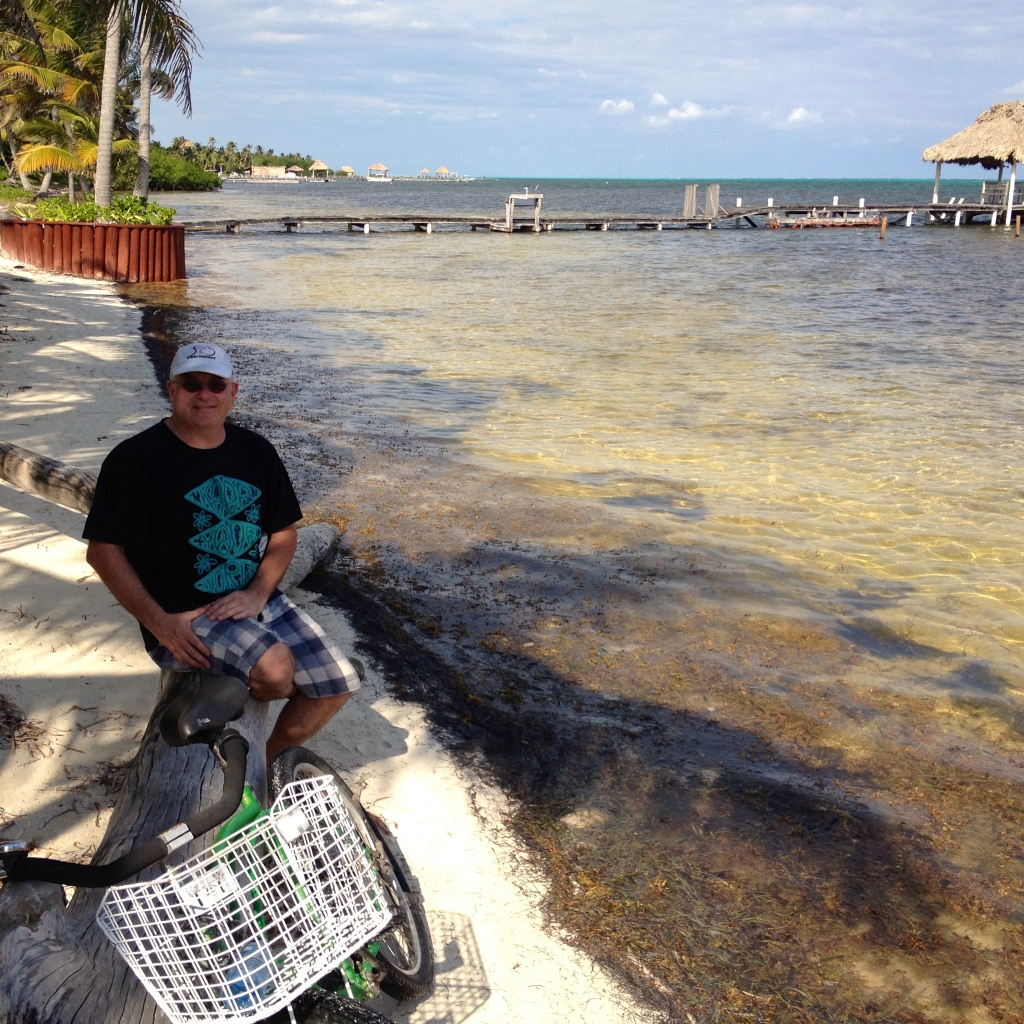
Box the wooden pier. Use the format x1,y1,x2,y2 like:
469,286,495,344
185,186,1024,236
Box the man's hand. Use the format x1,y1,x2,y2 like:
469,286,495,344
204,589,267,623
204,526,297,623
153,607,212,669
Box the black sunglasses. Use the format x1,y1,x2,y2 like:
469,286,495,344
177,377,229,394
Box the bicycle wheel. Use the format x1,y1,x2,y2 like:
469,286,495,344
269,747,435,1000
292,988,396,1024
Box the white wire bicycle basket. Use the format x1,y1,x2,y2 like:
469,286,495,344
97,775,392,1024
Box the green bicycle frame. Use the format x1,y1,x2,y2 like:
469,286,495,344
212,784,382,1004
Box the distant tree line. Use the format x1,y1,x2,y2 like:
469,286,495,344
166,136,318,176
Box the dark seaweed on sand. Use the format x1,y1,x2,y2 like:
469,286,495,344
308,562,1024,1024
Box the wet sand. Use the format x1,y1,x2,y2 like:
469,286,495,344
0,262,647,1024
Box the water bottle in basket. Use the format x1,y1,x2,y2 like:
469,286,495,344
223,937,276,1011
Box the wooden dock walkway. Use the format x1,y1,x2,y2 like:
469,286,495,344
183,199,1022,236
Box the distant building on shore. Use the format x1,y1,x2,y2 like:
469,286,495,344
338,166,355,177
251,164,286,179
309,160,330,181
367,162,390,180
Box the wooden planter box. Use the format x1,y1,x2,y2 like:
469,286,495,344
0,219,185,283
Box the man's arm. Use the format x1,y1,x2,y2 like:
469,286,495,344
86,541,212,669
203,524,298,622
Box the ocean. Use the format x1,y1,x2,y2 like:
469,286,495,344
158,177,1024,703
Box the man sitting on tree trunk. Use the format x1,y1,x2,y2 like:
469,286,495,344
83,343,359,761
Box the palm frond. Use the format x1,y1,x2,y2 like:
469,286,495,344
16,141,83,172
0,62,66,93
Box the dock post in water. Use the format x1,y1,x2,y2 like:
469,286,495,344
495,190,544,233
683,184,698,218
705,184,721,218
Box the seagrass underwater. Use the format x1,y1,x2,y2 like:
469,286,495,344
126,175,1024,1022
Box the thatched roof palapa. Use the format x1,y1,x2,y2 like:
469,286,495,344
286,165,303,173
368,161,389,171
420,167,431,175
435,165,450,175
309,160,329,171
923,101,1024,169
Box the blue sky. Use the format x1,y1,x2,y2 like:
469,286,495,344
152,0,1024,178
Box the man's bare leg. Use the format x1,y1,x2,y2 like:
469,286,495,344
265,692,351,763
248,642,352,762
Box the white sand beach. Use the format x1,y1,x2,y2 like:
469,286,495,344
0,260,648,1024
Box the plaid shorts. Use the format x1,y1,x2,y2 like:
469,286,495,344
149,592,361,699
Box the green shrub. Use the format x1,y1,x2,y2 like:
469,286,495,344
0,183,33,202
105,194,176,224
148,144,220,191
13,194,176,224
110,144,220,192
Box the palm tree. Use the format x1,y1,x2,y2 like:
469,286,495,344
132,20,149,196
1,0,103,193
94,0,197,205
16,100,135,183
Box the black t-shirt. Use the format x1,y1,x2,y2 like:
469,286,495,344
83,420,302,648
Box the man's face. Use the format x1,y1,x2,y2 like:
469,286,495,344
167,372,239,430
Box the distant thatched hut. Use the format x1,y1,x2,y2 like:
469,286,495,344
309,159,330,181
419,167,431,177
338,166,355,177
923,101,1024,223
435,165,452,179
251,164,286,179
367,162,390,181
285,165,304,178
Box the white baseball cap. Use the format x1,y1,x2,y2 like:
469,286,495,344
169,343,233,380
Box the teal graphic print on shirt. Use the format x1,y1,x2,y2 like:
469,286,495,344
186,475,263,594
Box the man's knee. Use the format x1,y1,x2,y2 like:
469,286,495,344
248,642,296,700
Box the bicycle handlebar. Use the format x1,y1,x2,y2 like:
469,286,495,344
2,731,249,888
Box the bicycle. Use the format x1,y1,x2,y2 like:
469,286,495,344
0,673,434,1024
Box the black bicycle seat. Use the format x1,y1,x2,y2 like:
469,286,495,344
159,675,248,747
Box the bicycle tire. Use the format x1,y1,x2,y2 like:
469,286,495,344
269,747,435,1000
291,989,395,1024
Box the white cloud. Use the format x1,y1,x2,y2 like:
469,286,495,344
787,106,821,125
668,101,705,120
250,30,308,43
599,99,635,115
650,92,668,106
